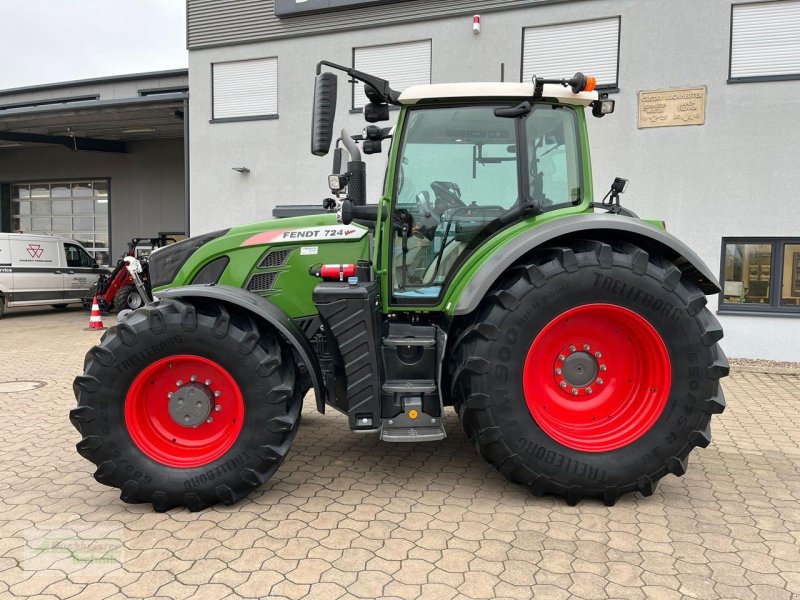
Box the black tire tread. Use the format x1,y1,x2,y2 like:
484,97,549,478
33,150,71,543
451,240,728,505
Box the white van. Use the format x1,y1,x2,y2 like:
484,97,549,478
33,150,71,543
0,233,107,317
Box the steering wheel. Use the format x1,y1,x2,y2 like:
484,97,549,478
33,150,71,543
430,181,466,215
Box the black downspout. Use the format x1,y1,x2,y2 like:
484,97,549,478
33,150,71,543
183,98,190,237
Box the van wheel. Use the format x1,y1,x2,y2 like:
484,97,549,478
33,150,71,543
0,295,5,318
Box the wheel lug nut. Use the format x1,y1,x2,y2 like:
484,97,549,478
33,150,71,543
586,388,593,394
594,352,602,358
583,344,590,351
569,345,576,352
214,390,221,398
168,392,173,399
558,355,566,361
190,375,197,382
206,417,213,424
176,380,183,387
572,389,579,396
215,405,221,412
205,379,212,386
597,378,604,385
555,368,562,375
600,365,607,371
560,382,567,388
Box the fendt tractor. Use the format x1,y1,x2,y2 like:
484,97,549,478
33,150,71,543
71,61,728,512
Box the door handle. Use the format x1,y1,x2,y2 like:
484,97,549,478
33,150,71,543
67,270,75,274
54,270,62,274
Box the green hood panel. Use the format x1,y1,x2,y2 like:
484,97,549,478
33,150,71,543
158,213,371,318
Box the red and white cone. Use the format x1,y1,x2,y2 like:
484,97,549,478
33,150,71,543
84,296,107,331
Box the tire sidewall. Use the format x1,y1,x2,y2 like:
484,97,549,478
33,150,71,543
479,261,714,488
85,308,291,497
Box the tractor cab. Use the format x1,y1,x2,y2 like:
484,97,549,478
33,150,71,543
310,62,612,306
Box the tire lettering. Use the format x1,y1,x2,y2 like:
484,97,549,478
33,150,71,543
116,335,184,373
183,451,251,490
516,437,607,482
593,273,683,321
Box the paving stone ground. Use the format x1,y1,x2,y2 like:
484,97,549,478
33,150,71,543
1,306,799,600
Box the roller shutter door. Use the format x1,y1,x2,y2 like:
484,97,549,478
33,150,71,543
212,57,278,120
730,0,800,80
522,17,620,88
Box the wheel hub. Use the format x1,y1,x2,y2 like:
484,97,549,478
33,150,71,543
168,383,213,427
553,344,607,397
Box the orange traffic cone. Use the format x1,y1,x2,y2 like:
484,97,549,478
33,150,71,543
84,296,107,331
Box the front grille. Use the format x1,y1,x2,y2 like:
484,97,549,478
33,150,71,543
259,249,292,268
246,271,278,292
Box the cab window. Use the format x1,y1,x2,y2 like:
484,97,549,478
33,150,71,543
64,243,96,268
392,106,518,300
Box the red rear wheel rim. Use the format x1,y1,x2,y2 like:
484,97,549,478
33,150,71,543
523,303,671,452
125,355,245,468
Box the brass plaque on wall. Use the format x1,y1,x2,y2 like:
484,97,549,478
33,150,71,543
638,86,706,128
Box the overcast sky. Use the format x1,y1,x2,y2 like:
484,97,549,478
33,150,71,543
0,0,187,89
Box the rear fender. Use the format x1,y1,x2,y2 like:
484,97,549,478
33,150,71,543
453,213,720,316
157,285,325,412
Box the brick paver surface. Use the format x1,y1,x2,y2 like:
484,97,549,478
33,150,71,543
1,306,799,600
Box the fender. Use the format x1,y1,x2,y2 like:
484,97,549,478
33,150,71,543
453,213,720,316
157,285,326,413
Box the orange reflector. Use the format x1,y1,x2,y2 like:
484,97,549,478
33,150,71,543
408,410,419,420
585,76,597,92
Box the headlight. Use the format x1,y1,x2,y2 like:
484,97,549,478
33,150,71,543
149,229,229,289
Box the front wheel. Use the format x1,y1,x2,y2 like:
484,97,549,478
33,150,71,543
70,298,302,511
451,240,728,506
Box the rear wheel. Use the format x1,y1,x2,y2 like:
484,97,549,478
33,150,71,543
114,284,145,312
70,298,302,511
451,240,728,505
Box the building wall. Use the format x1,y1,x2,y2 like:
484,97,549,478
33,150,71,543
0,139,185,258
187,0,800,360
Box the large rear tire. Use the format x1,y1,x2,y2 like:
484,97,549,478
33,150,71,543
451,240,728,506
70,298,302,511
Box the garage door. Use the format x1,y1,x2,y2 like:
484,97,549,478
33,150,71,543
10,180,110,266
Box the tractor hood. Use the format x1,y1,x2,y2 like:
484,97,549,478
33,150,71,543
151,212,372,319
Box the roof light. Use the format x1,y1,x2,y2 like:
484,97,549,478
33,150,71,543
585,76,597,92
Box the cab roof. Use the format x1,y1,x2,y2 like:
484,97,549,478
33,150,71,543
398,82,598,106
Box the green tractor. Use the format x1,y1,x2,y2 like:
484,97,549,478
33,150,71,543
71,62,727,511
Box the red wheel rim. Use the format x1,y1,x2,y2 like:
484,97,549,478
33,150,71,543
124,355,245,468
523,304,671,452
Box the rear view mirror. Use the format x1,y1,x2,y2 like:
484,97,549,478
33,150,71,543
311,72,338,156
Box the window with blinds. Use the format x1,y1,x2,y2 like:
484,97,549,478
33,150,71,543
730,0,800,82
522,17,620,90
352,40,432,109
212,57,278,121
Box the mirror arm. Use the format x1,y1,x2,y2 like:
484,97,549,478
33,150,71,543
316,60,401,105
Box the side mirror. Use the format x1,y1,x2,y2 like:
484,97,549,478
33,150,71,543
311,72,338,156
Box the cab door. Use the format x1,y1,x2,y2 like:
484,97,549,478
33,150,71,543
8,236,63,304
63,242,100,301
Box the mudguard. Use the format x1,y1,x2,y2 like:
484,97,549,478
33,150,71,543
157,285,325,412
453,213,720,316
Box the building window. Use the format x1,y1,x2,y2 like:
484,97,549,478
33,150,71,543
522,17,620,90
720,238,800,313
729,1,800,83
212,57,278,122
352,40,431,110
11,181,110,266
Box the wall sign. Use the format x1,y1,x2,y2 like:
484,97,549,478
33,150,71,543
275,0,404,18
638,86,706,129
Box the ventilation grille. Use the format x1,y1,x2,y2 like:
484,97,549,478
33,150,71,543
246,271,278,292
259,249,292,268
